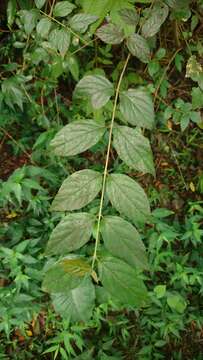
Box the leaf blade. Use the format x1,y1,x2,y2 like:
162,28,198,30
101,216,148,269
113,125,155,175
106,173,151,224
51,169,102,211
46,213,94,255
119,88,154,129
50,120,106,156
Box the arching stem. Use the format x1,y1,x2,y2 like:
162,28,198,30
91,53,131,269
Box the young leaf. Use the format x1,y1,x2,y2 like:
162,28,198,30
42,257,91,293
64,55,79,81
96,23,125,44
53,1,76,17
74,75,114,109
119,8,139,26
52,278,95,322
99,256,148,307
51,169,102,211
113,125,155,175
142,4,169,38
69,14,98,33
50,120,106,156
106,173,151,224
101,216,148,269
119,88,154,129
126,33,150,63
46,213,94,255
36,18,52,38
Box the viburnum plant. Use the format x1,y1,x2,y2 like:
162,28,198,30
38,0,171,322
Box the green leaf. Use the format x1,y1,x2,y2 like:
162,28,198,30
19,9,39,35
141,4,169,38
50,119,106,156
99,256,148,307
167,294,187,313
69,13,98,33
64,56,79,81
36,17,52,38
7,0,16,27
119,8,139,26
119,88,154,129
113,125,155,175
126,33,150,63
46,213,94,255
49,28,70,57
42,257,91,293
52,278,95,322
53,1,76,17
75,75,114,109
96,23,124,44
35,0,46,9
51,169,102,211
2,78,24,110
154,285,166,299
101,216,148,269
106,174,151,224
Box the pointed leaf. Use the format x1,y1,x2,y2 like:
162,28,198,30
69,14,98,33
46,213,94,255
53,1,75,17
99,256,148,307
119,88,154,129
51,169,102,211
96,23,124,44
101,216,148,269
75,75,114,109
50,120,106,156
126,33,150,63
52,278,95,322
106,174,151,224
113,125,155,175
42,257,91,293
142,4,169,38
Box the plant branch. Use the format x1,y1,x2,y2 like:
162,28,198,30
91,53,131,269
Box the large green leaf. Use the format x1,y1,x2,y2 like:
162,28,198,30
142,4,169,38
53,1,75,17
119,88,154,129
126,33,150,63
113,125,155,175
52,278,95,322
46,213,94,255
36,17,51,38
99,256,148,307
69,14,98,33
42,257,91,293
96,23,124,44
101,216,148,269
106,174,151,224
74,75,114,109
51,169,102,211
49,28,70,57
19,9,39,35
50,120,106,156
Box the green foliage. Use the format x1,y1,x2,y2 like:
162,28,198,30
0,0,203,358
